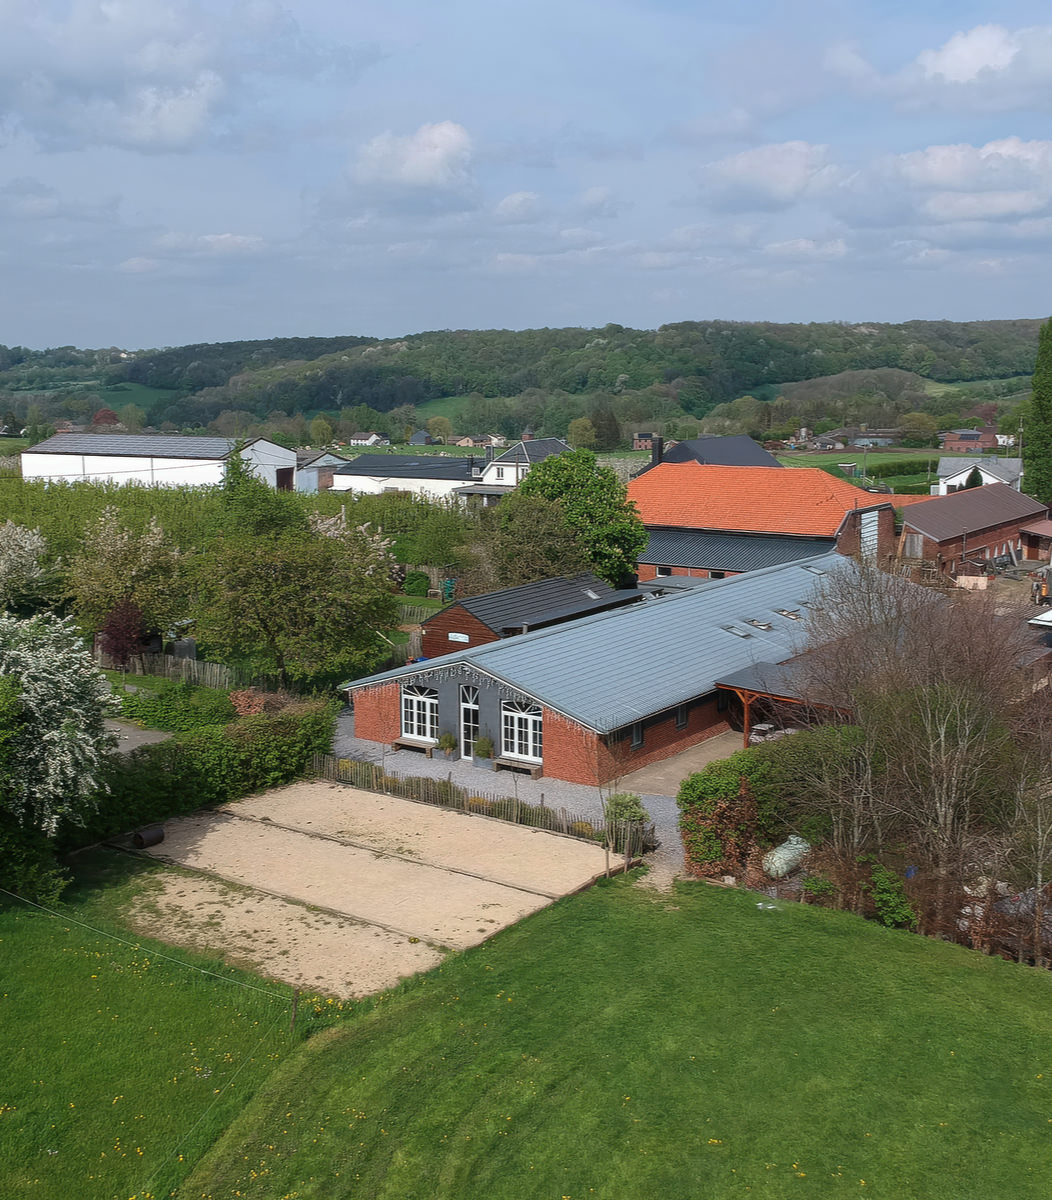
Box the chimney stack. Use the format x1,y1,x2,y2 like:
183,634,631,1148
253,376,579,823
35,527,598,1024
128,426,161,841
651,435,664,467
485,445,494,462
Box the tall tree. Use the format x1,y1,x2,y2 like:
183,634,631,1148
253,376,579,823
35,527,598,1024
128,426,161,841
1024,317,1052,504
0,521,48,613
517,449,647,586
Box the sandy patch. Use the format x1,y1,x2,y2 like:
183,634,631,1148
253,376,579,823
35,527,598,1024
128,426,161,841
225,781,615,895
127,871,443,998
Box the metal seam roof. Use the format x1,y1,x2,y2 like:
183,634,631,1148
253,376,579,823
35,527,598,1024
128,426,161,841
348,553,850,732
23,433,243,459
639,528,835,571
902,482,1047,542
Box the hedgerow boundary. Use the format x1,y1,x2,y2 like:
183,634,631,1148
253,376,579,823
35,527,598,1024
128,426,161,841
312,753,655,858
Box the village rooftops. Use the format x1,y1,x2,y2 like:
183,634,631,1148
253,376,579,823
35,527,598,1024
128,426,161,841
346,553,847,733
901,482,1048,542
22,433,269,459
627,461,890,538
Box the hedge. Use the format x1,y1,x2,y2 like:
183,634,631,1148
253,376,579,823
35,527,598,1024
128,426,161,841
112,678,237,732
59,699,337,849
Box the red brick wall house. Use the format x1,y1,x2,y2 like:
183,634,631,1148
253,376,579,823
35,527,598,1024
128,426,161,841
637,563,742,582
420,608,499,658
352,681,401,744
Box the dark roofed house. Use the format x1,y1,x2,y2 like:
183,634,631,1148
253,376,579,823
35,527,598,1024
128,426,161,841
898,482,1048,576
420,573,642,658
634,434,783,477
330,453,480,500
473,437,572,491
348,554,850,783
408,430,433,446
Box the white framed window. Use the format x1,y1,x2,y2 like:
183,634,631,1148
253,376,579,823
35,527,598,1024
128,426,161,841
496,466,504,480
460,685,480,758
401,684,438,742
630,721,644,749
655,566,672,577
501,700,543,763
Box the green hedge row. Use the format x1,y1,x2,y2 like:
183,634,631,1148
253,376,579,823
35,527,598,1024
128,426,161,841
112,678,236,732
867,457,937,479
60,699,337,850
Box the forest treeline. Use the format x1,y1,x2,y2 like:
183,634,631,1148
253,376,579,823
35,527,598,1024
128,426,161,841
0,317,1042,447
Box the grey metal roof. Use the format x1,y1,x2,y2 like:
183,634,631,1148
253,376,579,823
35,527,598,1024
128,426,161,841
902,482,1047,543
297,450,349,468
640,528,835,572
348,553,849,733
437,574,639,635
937,456,1023,484
492,438,572,464
23,433,241,459
636,435,782,476
333,454,478,481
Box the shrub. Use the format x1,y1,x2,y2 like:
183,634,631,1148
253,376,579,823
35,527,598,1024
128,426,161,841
467,797,493,814
801,874,837,902
864,860,918,930
0,814,70,905
61,698,337,848
604,792,651,824
473,735,494,760
113,678,236,732
570,820,598,839
403,570,430,597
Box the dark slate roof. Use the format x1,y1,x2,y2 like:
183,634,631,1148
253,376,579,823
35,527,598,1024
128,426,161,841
492,438,572,464
902,482,1047,543
333,454,478,481
433,573,639,635
640,528,835,572
297,450,348,468
636,435,782,475
937,456,1023,485
23,433,242,459
347,553,850,732
408,430,432,444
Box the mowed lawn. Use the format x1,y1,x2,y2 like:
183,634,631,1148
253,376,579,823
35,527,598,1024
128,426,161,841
186,876,1052,1200
0,853,320,1200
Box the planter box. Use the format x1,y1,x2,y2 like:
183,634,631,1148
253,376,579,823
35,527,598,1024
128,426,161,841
440,748,461,762
472,756,495,771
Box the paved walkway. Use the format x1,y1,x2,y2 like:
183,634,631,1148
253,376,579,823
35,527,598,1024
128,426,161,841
334,710,742,886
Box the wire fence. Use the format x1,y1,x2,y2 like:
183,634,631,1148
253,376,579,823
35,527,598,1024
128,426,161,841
311,752,656,857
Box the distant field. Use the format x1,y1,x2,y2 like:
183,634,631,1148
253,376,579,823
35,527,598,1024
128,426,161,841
96,381,181,410
414,395,476,424
778,450,940,472
0,437,29,456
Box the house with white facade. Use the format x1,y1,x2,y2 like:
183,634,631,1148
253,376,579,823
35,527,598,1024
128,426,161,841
933,456,1023,496
329,453,480,500
21,434,297,489
295,449,349,493
345,432,390,447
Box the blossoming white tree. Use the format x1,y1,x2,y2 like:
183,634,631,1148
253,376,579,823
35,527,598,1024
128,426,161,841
0,614,116,834
0,520,48,611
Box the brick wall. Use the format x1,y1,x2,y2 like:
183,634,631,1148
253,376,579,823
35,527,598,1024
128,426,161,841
541,696,732,786
637,563,738,582
910,515,1041,574
351,681,401,744
420,606,498,658
834,505,896,561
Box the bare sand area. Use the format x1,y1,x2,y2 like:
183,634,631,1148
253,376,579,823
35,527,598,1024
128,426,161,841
127,872,443,998
228,781,615,895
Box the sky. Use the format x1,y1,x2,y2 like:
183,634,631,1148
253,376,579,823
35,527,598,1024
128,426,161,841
3,1,1052,348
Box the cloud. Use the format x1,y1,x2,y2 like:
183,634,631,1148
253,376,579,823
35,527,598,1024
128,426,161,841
763,237,847,260
355,121,473,191
0,176,119,222
575,186,624,220
829,23,1052,112
701,141,840,211
0,0,362,151
494,191,543,223
155,231,265,255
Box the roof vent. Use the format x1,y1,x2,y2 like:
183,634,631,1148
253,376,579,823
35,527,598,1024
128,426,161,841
722,624,753,639
775,608,802,620
746,619,773,631
584,588,599,600
802,565,827,575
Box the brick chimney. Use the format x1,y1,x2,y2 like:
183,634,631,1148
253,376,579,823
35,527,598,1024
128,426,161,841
651,435,664,467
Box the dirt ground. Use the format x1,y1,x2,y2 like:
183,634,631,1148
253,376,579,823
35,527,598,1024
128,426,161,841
133,782,614,996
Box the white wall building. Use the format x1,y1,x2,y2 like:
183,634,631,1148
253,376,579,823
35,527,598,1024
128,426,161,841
21,434,297,489
932,456,1023,496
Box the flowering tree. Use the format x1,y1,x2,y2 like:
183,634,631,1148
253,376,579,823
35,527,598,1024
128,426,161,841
0,614,116,834
0,520,48,612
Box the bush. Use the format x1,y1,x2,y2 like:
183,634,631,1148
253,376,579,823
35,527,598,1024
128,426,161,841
0,814,70,905
113,678,236,732
604,792,651,824
473,735,494,760
864,860,918,930
403,570,430,597
61,699,337,848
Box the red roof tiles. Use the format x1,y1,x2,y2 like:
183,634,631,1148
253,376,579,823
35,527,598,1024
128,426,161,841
627,461,889,537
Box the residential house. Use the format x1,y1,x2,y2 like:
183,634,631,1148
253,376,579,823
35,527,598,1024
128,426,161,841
452,434,506,448
934,456,1023,496
896,482,1048,576
941,427,999,454
633,434,782,477
408,430,433,446
627,461,895,581
420,574,643,659
295,449,349,494
330,453,481,500
452,437,573,504
348,554,847,785
21,433,297,489
345,432,389,447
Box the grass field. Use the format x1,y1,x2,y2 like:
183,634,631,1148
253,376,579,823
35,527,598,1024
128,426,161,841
0,437,29,456
777,450,941,473
184,875,1052,1200
0,852,335,1200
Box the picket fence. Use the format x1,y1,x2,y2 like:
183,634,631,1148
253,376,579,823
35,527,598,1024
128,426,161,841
311,752,656,857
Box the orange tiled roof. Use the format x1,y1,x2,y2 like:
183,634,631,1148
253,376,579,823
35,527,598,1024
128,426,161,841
627,461,889,537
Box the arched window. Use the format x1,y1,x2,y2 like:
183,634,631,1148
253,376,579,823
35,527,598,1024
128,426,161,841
501,700,543,763
401,684,438,743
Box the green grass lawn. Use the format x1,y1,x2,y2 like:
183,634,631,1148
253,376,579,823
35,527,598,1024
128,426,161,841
0,852,334,1200
185,876,1052,1200
777,450,940,473
0,437,29,456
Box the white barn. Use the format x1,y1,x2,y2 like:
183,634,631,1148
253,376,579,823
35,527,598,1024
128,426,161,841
21,434,297,489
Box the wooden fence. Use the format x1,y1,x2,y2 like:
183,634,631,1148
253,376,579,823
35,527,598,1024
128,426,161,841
398,601,438,626
311,752,656,857
120,653,259,691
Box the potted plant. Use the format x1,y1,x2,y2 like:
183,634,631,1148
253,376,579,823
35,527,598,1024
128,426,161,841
472,734,495,770
437,731,459,761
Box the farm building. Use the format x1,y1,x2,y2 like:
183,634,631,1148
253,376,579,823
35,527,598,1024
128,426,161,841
420,574,642,659
627,461,895,581
21,433,297,488
347,554,846,786
295,449,349,494
897,483,1048,577
330,453,481,500
934,456,1023,496
633,434,782,476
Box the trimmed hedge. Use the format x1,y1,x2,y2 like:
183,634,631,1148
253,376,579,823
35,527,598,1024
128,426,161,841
60,699,337,849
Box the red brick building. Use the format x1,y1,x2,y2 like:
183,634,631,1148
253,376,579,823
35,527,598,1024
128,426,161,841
897,483,1049,577
348,554,846,786
627,461,895,581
